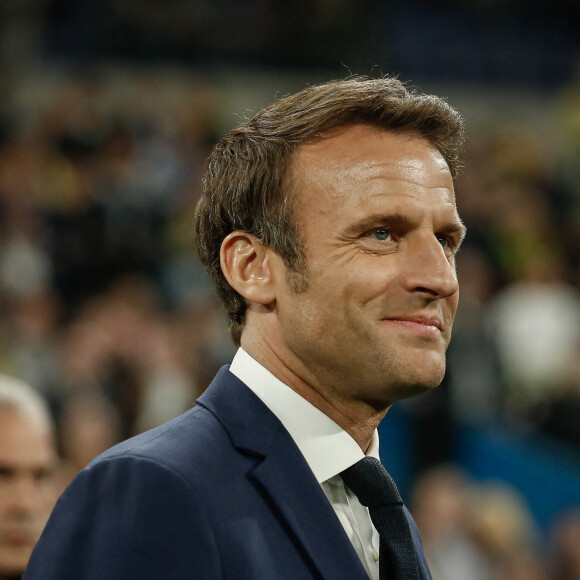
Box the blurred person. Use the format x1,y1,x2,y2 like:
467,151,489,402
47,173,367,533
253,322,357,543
549,508,580,580
412,465,490,580
466,481,543,580
486,244,580,419
169,297,237,393
57,392,122,488
415,467,548,580
25,76,466,579
1,292,61,406
57,276,196,438
0,235,51,301
0,375,58,580
89,275,196,434
495,550,549,580
130,315,197,433
537,344,580,450
446,247,501,425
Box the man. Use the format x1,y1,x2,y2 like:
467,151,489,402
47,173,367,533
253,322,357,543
25,77,465,579
0,376,58,580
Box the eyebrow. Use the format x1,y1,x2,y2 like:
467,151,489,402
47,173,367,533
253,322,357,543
440,219,468,246
344,212,410,235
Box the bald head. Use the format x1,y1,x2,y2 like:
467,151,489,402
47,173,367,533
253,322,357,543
0,376,57,578
0,376,53,428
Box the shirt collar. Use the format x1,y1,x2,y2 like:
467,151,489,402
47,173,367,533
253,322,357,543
229,347,380,484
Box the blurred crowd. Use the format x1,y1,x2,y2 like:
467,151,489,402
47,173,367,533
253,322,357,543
413,465,580,580
450,85,580,442
0,67,237,477
0,64,579,577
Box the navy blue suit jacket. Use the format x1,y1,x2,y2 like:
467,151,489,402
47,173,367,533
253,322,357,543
24,367,431,579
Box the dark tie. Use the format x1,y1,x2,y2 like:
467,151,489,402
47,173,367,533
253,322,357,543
341,457,419,580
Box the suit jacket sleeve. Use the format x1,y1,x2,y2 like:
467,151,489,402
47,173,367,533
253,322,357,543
24,455,222,579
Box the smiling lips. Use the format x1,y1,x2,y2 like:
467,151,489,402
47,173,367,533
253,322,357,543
382,316,443,335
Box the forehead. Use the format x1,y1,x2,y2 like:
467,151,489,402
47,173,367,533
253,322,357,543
0,410,54,465
290,124,456,219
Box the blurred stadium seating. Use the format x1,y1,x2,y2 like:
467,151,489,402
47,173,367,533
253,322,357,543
0,2,579,577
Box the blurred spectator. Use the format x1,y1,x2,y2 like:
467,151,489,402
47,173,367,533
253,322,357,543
0,55,579,576
412,465,489,580
447,246,501,424
412,467,547,580
0,374,58,580
549,508,580,580
57,274,198,438
466,481,546,580
1,292,61,401
536,344,580,451
57,391,121,488
485,248,580,421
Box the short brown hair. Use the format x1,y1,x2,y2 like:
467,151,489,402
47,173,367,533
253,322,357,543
195,76,465,344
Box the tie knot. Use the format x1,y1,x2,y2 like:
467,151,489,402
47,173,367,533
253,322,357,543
341,457,402,508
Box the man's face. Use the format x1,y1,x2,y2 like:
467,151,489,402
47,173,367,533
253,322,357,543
0,410,56,577
274,124,464,409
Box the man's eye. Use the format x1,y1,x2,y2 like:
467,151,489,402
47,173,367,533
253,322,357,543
371,229,392,242
436,235,449,248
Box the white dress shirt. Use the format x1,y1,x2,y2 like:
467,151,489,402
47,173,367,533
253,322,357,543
229,348,380,580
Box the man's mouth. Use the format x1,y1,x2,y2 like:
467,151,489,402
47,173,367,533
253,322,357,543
381,316,443,335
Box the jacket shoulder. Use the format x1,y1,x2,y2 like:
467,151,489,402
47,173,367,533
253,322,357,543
24,437,223,579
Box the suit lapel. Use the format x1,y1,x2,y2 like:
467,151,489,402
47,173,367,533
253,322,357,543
250,431,368,579
197,367,368,579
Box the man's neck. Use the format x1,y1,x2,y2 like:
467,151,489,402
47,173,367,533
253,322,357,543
239,337,388,451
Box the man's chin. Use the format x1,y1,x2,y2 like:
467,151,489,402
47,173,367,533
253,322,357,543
377,364,446,407
0,545,33,577
359,379,440,412
393,379,440,403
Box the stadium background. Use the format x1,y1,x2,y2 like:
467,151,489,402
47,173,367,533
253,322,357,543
1,1,580,577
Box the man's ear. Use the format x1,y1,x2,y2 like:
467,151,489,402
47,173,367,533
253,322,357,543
220,232,277,305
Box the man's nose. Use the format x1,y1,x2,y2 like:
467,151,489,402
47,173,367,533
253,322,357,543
7,476,41,514
402,234,459,299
